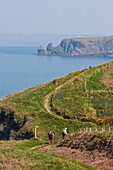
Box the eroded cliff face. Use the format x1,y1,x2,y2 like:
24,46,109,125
61,132,113,159
0,105,33,140
37,36,113,57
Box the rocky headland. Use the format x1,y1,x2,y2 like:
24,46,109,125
37,36,113,57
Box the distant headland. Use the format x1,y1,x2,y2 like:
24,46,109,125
37,36,113,57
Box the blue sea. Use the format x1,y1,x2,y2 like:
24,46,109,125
0,34,113,99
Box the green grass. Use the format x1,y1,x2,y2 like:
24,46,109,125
89,92,113,118
0,139,96,170
0,69,94,141
51,62,113,119
86,71,107,90
1,62,113,169
1,61,113,141
109,72,113,79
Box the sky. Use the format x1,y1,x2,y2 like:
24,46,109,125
0,0,113,36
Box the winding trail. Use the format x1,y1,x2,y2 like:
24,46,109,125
44,65,113,115
44,71,85,114
44,84,64,114
42,65,113,170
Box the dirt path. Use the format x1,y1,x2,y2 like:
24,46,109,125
44,66,113,115
44,84,64,113
44,70,86,114
42,66,113,170
39,145,113,170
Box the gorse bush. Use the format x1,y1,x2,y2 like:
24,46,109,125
81,116,113,126
51,61,113,120
0,69,94,141
0,61,113,140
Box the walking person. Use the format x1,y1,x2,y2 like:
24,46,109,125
48,129,54,144
62,127,67,139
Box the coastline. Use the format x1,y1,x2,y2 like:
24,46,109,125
37,36,113,57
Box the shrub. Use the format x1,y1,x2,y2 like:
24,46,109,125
81,116,96,124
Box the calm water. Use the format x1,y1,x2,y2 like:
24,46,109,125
0,46,113,99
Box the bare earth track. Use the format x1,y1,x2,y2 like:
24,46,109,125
42,66,113,170
44,71,86,114
39,144,113,170
44,84,64,114
44,66,113,115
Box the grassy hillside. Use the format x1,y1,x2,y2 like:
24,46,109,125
51,61,113,124
0,61,113,141
0,69,94,141
1,61,113,169
0,138,96,169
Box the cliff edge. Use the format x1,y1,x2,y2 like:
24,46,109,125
37,36,113,57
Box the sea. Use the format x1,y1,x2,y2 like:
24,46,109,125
0,34,113,99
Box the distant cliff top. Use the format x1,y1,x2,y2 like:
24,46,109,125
37,36,113,57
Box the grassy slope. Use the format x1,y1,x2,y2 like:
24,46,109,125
0,61,113,140
52,61,113,119
0,138,96,170
0,70,94,141
1,62,113,169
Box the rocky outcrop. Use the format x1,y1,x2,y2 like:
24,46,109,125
0,105,33,140
37,36,113,57
61,132,113,159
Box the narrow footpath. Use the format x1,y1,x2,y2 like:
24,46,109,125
39,145,113,170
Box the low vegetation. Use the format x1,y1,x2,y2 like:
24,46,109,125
0,138,96,169
0,69,94,141
0,61,113,169
62,132,113,155
51,61,113,122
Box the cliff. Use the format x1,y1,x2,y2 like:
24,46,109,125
37,36,113,57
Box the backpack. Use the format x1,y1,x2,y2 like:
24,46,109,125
48,131,51,136
62,129,65,134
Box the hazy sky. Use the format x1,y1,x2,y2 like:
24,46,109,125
0,0,113,35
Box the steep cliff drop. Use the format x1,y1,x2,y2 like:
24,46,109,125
38,36,113,57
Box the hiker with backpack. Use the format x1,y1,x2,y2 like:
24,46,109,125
62,127,67,139
48,129,54,144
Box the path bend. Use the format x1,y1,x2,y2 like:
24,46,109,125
44,71,86,114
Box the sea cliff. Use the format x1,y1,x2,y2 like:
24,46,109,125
37,36,113,57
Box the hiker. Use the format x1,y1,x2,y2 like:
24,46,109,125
62,127,67,139
48,129,54,144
